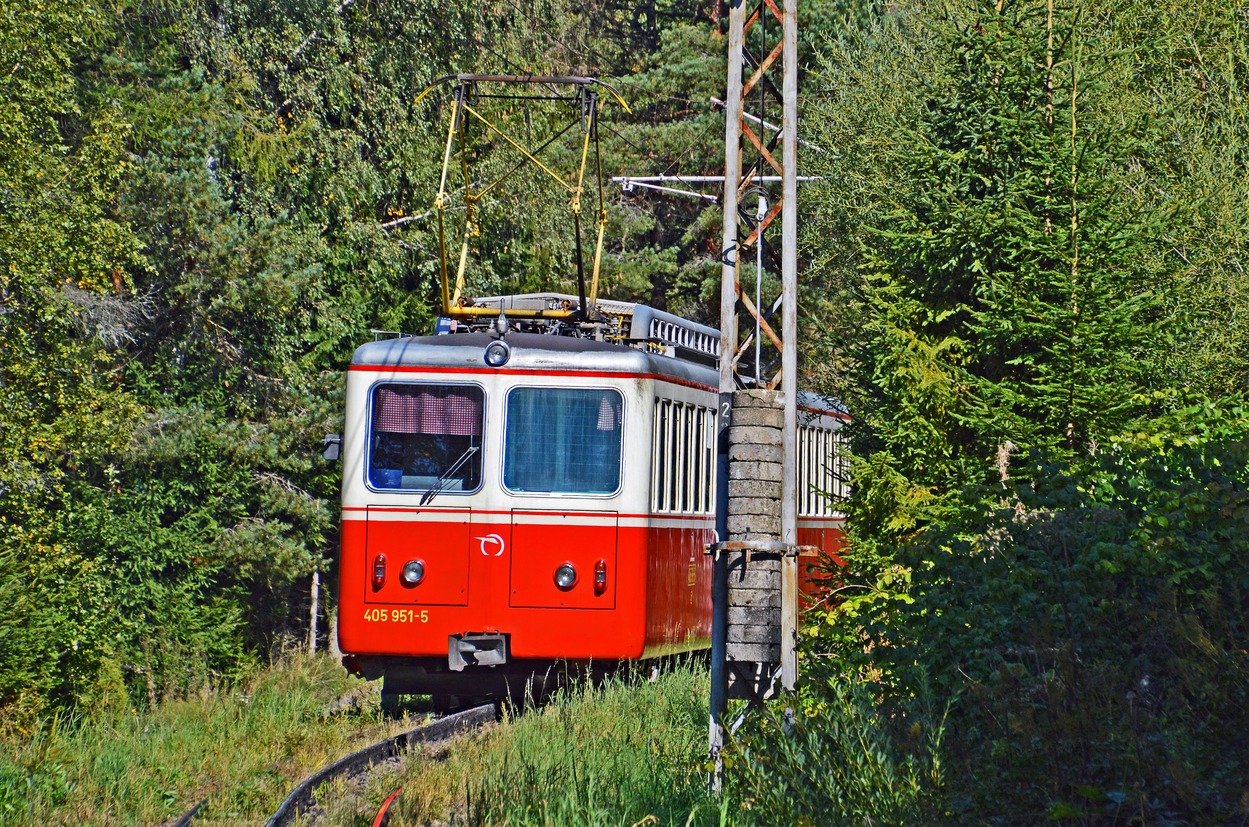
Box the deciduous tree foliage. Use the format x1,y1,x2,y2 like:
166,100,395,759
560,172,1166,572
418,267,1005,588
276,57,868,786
0,0,731,717
1,0,153,712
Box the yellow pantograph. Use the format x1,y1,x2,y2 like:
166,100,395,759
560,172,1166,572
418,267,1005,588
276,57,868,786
413,75,631,322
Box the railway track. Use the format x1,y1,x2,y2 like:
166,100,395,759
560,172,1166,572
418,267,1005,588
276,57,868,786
171,703,495,826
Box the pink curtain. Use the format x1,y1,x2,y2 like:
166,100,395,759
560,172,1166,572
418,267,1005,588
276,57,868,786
374,387,482,435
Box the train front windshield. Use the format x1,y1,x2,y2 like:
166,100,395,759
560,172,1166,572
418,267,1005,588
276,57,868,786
368,383,484,492
503,388,623,495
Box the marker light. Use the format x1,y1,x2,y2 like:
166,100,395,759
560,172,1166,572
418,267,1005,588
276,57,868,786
554,563,577,591
372,554,387,590
594,559,607,595
484,340,511,367
401,559,426,586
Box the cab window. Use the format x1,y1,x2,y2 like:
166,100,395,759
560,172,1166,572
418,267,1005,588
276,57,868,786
368,383,484,493
503,388,623,495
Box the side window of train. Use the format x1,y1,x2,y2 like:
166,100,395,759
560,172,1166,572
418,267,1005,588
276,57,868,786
502,387,624,495
797,423,848,516
651,399,714,514
367,383,485,493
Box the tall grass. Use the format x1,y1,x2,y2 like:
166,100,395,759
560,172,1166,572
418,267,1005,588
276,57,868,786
0,653,404,826
336,660,726,827
318,659,938,826
725,679,942,826
3,654,939,826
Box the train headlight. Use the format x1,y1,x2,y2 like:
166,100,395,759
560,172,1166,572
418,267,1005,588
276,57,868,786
401,559,426,586
484,340,511,367
554,563,577,590
372,554,387,590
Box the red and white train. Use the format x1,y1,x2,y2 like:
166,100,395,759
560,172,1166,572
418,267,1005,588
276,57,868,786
334,295,845,704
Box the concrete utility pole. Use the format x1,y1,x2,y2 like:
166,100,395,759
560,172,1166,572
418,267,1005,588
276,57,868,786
779,0,800,696
709,0,801,792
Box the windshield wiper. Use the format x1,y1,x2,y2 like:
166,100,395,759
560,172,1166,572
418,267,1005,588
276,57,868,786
419,446,480,506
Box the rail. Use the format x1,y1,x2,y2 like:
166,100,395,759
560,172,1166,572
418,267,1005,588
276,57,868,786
170,704,496,826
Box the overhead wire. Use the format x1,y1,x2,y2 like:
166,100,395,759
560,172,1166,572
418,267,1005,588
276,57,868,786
487,0,610,72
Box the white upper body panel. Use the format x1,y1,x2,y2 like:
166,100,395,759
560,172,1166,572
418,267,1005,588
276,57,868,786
340,332,719,521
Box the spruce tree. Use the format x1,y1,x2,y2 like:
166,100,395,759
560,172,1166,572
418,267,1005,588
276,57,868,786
845,0,1162,541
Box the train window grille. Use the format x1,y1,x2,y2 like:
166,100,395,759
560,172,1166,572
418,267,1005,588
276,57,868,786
797,424,847,517
651,399,714,514
647,318,719,360
367,383,485,492
502,387,624,495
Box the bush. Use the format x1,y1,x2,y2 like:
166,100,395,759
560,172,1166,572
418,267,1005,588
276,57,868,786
728,679,940,826
863,408,1249,823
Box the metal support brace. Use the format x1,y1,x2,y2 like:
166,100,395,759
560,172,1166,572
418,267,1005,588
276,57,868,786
705,540,819,559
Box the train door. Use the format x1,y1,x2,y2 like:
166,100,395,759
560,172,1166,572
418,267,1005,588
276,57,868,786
361,379,487,622
364,507,472,607
508,509,618,610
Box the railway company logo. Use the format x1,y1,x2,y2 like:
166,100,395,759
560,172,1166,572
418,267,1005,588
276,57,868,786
475,533,505,556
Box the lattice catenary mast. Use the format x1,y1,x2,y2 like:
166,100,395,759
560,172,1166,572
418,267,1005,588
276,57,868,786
708,0,802,790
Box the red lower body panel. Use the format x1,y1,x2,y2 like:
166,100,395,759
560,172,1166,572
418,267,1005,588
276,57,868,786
642,521,715,657
338,511,845,667
798,519,847,606
341,511,700,662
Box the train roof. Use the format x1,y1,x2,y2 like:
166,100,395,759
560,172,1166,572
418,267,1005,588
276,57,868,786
351,332,720,389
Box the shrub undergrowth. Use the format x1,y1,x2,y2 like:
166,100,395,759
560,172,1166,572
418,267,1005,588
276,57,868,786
726,679,942,827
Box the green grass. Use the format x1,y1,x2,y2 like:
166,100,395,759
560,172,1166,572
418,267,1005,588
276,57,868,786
1,656,739,826
0,653,416,826
316,659,727,827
